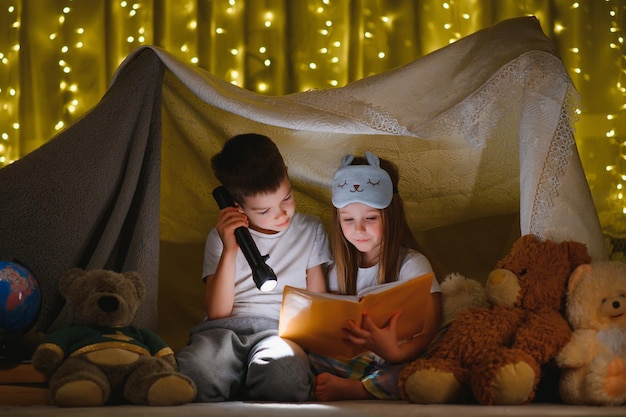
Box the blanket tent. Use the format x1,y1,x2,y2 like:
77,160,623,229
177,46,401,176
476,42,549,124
0,16,607,352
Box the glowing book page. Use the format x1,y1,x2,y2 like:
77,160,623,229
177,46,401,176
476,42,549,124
278,272,435,359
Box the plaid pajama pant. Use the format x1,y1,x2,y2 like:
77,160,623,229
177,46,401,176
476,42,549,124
309,352,406,400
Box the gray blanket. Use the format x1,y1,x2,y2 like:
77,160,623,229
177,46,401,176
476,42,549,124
0,49,164,332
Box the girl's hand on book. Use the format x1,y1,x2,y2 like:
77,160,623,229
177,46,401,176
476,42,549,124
343,311,404,363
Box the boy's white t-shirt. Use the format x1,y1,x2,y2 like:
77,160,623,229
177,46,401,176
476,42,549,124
202,212,332,321
327,249,441,294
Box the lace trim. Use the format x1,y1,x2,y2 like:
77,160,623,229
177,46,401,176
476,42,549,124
286,90,416,137
530,83,581,238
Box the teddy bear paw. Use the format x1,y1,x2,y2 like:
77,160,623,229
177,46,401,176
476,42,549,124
403,368,461,404
53,380,107,407
603,357,626,401
475,360,536,405
146,374,197,406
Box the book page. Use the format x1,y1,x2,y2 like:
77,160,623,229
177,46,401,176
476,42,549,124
278,272,435,359
359,273,434,341
279,287,363,357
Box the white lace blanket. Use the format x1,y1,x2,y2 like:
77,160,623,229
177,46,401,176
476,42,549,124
148,16,605,260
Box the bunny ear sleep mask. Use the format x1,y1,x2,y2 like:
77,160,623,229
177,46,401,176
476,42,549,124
331,151,393,209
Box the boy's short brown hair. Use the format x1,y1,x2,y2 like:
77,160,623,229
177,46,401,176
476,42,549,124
211,133,288,204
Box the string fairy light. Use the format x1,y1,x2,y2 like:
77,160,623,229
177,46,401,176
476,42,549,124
0,3,20,166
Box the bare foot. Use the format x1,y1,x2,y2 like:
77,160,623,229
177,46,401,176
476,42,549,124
315,373,373,401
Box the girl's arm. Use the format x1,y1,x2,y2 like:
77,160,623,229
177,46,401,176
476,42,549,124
305,264,328,293
344,292,442,363
203,207,248,319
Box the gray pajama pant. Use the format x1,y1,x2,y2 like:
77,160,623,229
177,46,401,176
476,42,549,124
175,316,313,402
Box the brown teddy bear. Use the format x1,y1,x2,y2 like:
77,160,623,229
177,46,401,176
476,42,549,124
556,261,626,405
398,234,591,405
32,268,197,407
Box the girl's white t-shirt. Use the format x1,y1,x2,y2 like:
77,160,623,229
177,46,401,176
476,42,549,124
327,249,441,294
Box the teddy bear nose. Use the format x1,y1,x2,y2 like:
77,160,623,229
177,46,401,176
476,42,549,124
613,301,621,309
98,295,119,312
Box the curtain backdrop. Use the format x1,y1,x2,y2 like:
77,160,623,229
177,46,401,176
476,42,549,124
0,0,624,251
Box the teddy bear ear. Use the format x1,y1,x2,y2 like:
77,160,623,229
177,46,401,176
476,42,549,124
123,271,145,301
58,267,86,298
567,264,592,293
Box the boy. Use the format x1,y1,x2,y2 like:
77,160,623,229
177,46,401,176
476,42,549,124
176,133,331,402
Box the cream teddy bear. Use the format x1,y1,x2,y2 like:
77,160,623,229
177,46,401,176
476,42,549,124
556,261,626,406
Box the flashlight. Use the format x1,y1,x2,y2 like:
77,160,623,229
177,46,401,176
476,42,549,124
212,186,278,292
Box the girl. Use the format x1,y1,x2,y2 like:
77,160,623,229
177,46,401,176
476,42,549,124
311,151,442,401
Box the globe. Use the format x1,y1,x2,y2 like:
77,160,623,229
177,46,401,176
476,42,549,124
0,261,41,335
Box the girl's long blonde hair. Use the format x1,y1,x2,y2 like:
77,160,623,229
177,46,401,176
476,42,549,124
331,156,423,295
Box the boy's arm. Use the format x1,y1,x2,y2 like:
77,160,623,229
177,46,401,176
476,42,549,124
203,206,247,319
305,264,327,293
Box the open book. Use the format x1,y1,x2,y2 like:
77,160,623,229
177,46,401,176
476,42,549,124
278,272,435,359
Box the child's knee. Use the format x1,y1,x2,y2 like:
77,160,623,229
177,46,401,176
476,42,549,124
247,354,313,401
